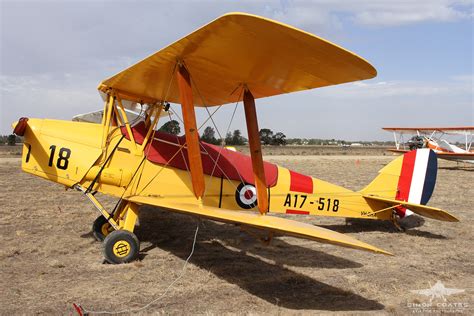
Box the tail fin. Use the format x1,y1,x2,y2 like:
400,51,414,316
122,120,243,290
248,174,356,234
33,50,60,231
360,149,437,218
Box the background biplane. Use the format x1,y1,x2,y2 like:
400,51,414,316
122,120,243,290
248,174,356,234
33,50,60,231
12,13,457,264
383,127,474,164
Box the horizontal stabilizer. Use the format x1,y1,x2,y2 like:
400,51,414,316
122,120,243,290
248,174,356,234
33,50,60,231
363,195,459,222
128,197,392,255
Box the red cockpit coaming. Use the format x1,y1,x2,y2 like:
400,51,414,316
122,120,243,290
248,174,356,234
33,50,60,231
120,122,278,187
120,122,147,145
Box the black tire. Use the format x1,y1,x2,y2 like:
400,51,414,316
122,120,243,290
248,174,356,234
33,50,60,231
92,216,112,242
103,230,140,264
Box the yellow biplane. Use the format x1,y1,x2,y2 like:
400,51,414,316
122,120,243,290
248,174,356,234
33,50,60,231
13,13,458,264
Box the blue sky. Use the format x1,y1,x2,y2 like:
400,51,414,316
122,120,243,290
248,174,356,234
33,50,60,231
1,0,472,140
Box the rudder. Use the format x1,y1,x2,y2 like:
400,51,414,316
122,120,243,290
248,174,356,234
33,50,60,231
361,149,438,218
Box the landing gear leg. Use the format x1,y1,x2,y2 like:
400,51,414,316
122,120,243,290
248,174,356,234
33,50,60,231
76,184,142,264
92,200,127,241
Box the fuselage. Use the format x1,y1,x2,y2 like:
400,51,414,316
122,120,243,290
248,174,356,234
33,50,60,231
19,118,392,221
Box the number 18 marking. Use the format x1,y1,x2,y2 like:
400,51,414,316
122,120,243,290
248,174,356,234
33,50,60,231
48,145,71,170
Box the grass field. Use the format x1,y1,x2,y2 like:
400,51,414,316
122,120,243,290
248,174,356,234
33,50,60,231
1,147,472,315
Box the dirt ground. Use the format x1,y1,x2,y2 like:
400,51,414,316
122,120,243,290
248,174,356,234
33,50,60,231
237,145,390,156
1,148,473,315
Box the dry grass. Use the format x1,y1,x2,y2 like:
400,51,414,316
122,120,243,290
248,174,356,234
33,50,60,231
0,150,472,315
0,145,22,157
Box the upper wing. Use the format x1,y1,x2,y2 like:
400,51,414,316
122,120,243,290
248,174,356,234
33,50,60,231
127,196,391,255
100,12,376,106
383,127,474,133
382,127,428,135
363,195,459,222
383,127,423,133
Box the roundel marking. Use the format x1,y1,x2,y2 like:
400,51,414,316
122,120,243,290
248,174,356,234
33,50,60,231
235,183,257,209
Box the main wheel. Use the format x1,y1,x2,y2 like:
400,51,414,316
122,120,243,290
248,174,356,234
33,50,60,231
92,216,113,242
103,230,140,264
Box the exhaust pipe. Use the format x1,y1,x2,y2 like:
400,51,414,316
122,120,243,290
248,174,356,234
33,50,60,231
12,117,29,136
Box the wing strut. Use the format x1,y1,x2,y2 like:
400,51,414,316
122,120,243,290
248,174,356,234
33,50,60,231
243,88,268,214
176,64,205,199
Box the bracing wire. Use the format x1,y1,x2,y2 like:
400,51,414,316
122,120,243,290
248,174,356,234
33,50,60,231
180,62,247,192
155,64,248,195
156,102,245,195
136,131,189,195
202,101,246,194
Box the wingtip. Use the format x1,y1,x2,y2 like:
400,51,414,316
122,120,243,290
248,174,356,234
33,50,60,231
377,249,394,256
363,244,393,256
448,214,460,222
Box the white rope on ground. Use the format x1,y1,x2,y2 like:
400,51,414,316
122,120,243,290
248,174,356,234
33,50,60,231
78,221,200,315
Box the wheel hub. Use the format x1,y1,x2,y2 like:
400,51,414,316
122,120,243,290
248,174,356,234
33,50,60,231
112,240,131,257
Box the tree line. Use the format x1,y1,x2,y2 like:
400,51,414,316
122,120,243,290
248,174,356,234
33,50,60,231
158,120,287,146
0,135,23,146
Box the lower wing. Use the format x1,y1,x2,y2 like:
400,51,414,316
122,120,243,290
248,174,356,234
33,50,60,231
388,149,474,161
436,152,474,161
363,195,459,222
127,196,392,255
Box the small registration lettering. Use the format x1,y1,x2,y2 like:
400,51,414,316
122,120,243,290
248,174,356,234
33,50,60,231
360,211,377,218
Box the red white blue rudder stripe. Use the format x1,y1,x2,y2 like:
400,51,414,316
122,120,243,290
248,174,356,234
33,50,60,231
395,149,437,218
